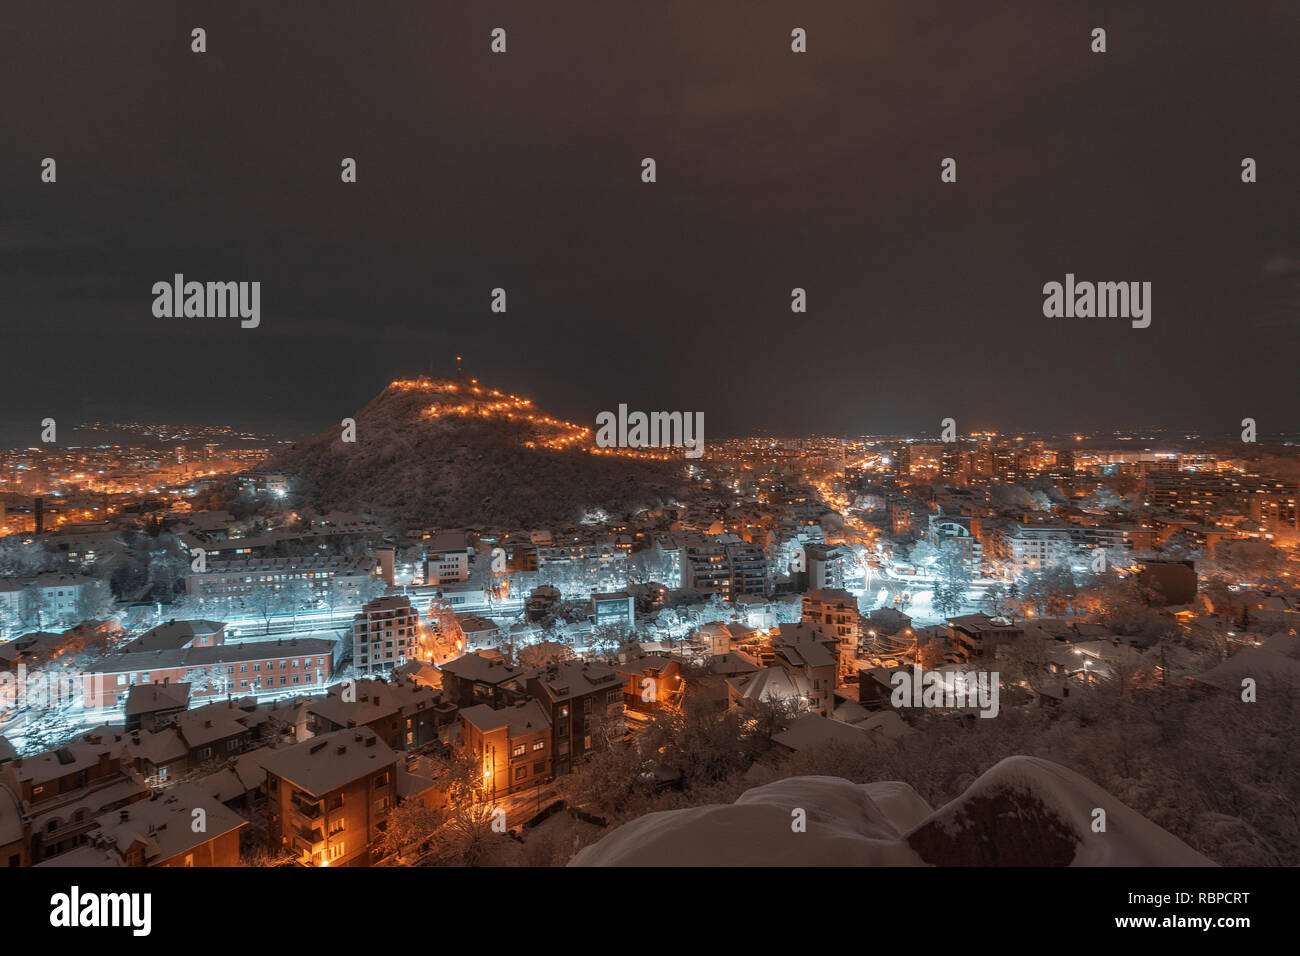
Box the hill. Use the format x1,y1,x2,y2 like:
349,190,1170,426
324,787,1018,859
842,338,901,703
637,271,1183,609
268,377,687,529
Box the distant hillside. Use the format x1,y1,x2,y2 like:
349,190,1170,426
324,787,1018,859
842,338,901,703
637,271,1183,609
268,378,686,529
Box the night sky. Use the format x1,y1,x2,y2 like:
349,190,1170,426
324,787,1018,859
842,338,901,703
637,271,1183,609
2,1,1297,442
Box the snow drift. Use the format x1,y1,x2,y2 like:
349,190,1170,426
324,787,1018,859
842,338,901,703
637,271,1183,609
570,756,1215,867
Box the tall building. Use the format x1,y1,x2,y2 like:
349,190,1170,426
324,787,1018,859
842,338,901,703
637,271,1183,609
352,595,419,674
992,444,1017,483
801,588,864,669
683,540,770,598
803,543,849,590
940,444,962,481
895,444,912,477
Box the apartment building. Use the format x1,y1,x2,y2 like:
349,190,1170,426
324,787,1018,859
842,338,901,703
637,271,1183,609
927,513,983,569
683,539,770,598
801,588,863,667
439,652,525,709
36,789,246,867
82,637,336,710
352,595,420,674
261,728,398,867
0,728,149,864
458,700,552,798
185,554,376,607
946,613,1024,662
424,530,471,585
771,623,838,717
523,660,625,775
306,678,454,751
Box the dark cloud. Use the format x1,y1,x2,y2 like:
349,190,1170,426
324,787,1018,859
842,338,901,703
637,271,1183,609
1,0,1297,442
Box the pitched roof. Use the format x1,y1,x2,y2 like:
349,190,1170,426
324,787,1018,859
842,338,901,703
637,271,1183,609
123,682,192,716
258,728,396,796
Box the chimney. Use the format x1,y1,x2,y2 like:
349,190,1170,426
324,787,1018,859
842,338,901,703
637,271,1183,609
119,809,129,823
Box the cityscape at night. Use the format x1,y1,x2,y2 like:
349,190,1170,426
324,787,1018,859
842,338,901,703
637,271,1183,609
2,0,1297,937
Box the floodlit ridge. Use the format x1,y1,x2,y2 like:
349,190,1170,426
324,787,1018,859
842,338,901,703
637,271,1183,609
389,377,680,459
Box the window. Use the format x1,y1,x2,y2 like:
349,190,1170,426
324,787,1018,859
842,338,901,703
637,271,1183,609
533,761,545,774
374,773,389,788
327,843,343,861
512,744,525,758
532,739,544,751
328,818,344,836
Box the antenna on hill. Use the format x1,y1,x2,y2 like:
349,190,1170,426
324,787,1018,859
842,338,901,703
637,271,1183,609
456,355,464,380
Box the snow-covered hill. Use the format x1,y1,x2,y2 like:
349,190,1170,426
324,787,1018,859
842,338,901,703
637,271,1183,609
570,756,1216,866
269,378,684,528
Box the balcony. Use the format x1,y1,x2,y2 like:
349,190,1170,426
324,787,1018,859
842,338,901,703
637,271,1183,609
293,825,325,854
291,794,323,821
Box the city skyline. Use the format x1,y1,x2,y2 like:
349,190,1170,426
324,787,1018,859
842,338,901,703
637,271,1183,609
2,0,1298,910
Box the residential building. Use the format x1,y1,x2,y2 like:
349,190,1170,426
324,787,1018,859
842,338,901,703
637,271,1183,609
352,595,419,674
261,728,398,867
458,700,552,798
522,660,625,775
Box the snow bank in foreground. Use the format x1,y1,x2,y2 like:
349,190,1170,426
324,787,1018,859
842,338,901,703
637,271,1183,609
909,756,1214,866
570,757,1215,867
570,775,932,866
